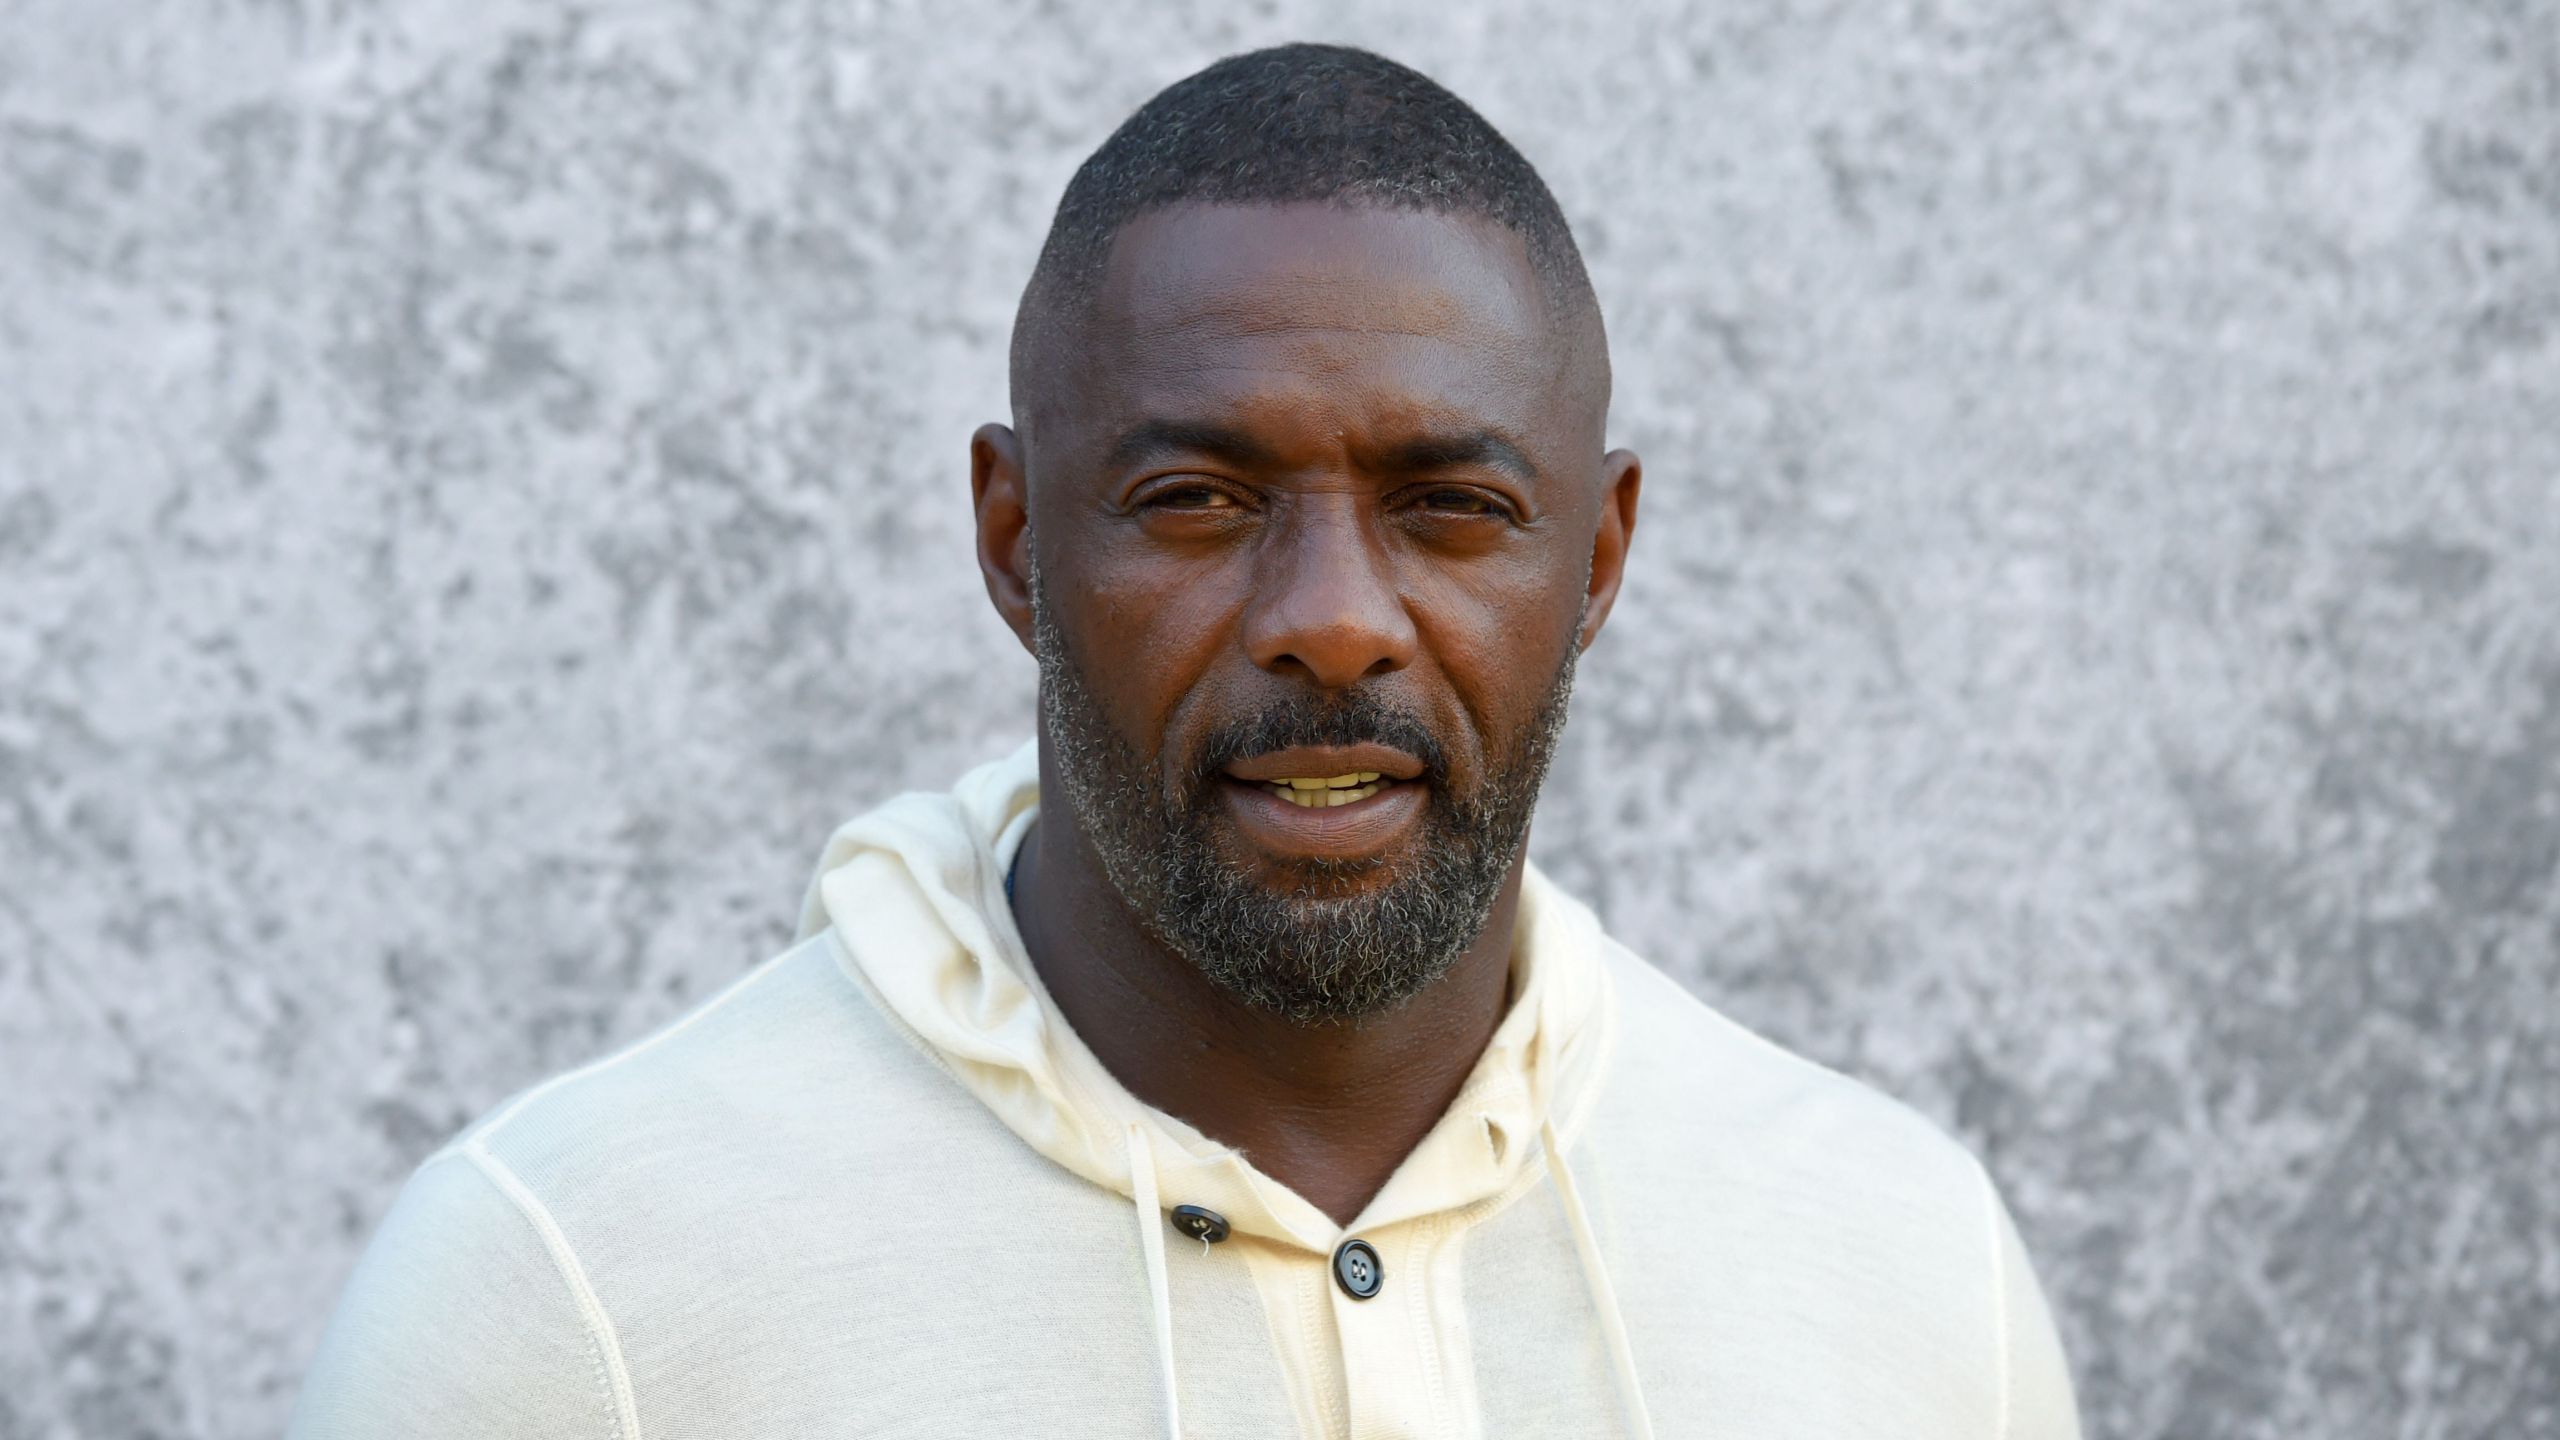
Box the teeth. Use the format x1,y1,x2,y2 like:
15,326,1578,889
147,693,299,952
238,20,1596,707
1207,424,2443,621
1265,781,1385,807
1280,773,1375,791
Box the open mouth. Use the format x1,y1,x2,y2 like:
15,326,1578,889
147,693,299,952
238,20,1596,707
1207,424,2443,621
1215,743,1431,859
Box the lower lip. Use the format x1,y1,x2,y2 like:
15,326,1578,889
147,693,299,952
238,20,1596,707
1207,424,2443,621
1218,778,1428,861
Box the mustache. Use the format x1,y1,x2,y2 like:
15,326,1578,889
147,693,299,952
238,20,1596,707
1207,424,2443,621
1187,689,1450,792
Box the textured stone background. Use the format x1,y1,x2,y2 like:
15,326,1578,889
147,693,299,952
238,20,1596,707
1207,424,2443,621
3,0,2555,1435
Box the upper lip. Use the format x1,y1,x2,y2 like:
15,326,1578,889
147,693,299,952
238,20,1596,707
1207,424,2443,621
1223,744,1426,784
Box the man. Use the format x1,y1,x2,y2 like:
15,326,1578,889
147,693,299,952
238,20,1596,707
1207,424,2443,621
292,43,2080,1439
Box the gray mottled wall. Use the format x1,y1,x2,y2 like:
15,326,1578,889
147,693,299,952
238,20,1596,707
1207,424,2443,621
2,0,2554,1435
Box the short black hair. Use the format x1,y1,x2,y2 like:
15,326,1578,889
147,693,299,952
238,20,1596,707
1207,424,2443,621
1010,43,1598,395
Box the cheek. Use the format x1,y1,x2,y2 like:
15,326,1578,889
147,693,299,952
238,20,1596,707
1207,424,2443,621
1404,555,1584,761
1068,554,1250,745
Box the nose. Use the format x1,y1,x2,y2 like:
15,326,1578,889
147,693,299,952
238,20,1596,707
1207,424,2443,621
1241,495,1419,689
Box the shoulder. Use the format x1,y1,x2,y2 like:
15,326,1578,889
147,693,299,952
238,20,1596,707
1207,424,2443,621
1577,943,2082,1436
1596,939,1988,1193
289,1147,629,1437
1585,938,2004,1297
291,942,894,1437
447,930,982,1201
292,930,1066,1432
1581,944,2076,1429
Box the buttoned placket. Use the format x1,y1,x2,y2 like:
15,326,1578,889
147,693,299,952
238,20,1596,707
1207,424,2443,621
1332,1221,1447,1439
1221,1212,1494,1440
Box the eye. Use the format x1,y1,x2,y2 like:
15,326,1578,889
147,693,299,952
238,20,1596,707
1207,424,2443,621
1411,486,1508,517
1141,480,1243,511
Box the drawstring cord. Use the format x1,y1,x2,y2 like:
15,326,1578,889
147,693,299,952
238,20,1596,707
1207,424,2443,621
1127,1124,1183,1440
1543,1118,1657,1440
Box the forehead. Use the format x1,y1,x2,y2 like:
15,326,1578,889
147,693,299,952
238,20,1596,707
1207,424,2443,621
1068,203,1579,458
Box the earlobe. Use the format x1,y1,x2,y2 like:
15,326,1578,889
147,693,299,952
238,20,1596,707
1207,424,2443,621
1576,448,1643,652
971,423,1038,655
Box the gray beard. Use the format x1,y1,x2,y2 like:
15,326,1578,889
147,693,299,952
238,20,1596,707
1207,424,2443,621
1031,567,1579,1025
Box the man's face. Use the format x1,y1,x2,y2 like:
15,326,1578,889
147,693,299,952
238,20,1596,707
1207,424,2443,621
1011,203,1629,1022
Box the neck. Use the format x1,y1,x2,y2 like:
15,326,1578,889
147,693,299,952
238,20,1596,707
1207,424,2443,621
1009,753,1524,1229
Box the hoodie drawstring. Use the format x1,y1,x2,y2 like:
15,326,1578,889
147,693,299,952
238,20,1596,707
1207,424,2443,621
1542,1118,1657,1439
1127,1124,1183,1440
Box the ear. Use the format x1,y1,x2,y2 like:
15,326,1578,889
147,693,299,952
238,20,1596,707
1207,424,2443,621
1576,448,1643,651
971,422,1037,655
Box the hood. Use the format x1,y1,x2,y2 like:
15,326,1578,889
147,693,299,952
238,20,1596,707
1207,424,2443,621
792,739,1617,1254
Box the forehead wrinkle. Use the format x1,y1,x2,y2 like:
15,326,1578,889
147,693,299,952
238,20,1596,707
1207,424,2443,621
1098,340,1567,479
1114,327,1549,398
1168,316,1476,343
1105,234,1538,346
1087,314,1596,461
1114,367,1515,434
1058,295,1592,482
1134,277,1526,350
1111,296,1530,361
1020,202,1609,451
1081,214,1576,426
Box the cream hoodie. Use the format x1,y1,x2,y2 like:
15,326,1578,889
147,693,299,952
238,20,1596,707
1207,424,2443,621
290,742,2081,1438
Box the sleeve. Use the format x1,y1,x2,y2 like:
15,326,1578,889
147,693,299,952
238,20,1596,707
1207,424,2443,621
1986,1172,2083,1440
286,1146,628,1440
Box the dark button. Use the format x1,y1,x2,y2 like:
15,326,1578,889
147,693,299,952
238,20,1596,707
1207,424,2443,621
1169,1204,1230,1244
1332,1237,1383,1299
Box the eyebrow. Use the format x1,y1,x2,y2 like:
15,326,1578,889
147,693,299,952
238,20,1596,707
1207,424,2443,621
1103,420,1281,475
1102,419,1541,484
1375,430,1540,485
